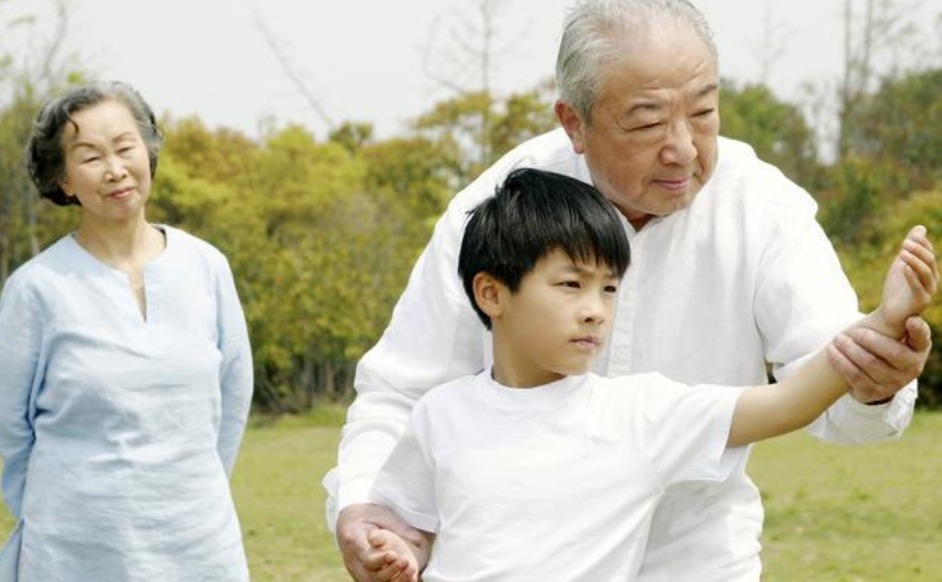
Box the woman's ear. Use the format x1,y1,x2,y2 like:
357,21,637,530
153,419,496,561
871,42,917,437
473,272,505,321
59,176,75,199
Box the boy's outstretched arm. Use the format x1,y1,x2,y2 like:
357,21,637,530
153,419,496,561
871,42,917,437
729,226,938,447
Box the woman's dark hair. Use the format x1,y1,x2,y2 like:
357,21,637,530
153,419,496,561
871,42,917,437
26,80,163,206
458,167,631,328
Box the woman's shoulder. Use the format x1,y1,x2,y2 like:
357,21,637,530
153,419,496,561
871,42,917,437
5,235,77,282
161,225,230,265
0,235,78,306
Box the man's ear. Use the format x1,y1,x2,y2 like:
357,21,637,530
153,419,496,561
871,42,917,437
473,272,506,321
555,99,587,155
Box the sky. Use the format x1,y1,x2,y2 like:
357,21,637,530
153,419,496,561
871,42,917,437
2,0,939,142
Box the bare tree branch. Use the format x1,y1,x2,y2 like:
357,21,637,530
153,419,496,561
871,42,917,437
254,12,335,132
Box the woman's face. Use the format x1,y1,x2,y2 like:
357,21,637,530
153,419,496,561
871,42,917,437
58,99,153,227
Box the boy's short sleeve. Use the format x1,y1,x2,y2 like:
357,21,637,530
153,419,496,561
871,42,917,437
368,406,440,533
630,376,748,486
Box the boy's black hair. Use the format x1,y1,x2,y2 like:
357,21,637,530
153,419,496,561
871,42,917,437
458,167,631,329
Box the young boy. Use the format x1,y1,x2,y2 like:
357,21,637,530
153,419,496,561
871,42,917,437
362,168,937,581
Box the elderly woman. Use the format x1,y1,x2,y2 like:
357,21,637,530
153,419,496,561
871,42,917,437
0,81,253,580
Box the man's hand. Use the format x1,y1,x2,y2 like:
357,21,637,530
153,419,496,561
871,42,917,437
830,316,932,404
338,503,427,581
829,226,937,405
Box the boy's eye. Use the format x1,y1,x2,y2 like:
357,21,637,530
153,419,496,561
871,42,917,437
604,284,618,293
560,280,581,289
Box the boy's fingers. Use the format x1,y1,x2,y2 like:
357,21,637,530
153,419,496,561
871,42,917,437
901,256,936,296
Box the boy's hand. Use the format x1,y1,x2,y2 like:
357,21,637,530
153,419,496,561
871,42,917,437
338,503,427,581
363,529,422,582
876,225,938,335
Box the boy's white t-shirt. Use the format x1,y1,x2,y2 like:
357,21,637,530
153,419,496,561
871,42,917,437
370,371,747,582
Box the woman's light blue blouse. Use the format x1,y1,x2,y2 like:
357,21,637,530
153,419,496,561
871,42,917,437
0,226,253,580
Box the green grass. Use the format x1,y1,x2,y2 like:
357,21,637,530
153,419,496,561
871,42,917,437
750,411,942,581
1,410,940,581
233,413,348,581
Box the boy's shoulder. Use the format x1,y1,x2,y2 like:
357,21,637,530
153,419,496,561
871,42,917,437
589,372,733,411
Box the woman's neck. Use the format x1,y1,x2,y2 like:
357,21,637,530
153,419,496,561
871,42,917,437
74,219,165,273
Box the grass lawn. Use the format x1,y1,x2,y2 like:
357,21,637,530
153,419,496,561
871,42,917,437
1,409,939,581
750,411,942,581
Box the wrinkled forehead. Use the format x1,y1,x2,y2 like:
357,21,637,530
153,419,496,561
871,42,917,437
608,17,715,65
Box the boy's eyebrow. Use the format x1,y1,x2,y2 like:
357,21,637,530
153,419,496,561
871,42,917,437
562,262,621,280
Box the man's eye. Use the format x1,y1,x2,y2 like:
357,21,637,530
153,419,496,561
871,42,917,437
633,122,661,132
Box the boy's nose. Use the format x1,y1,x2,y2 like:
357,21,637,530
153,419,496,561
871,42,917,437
581,296,606,324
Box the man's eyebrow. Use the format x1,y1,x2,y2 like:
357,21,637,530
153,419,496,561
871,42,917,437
695,82,719,99
623,82,719,117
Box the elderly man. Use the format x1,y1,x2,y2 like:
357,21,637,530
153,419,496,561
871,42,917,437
324,0,933,579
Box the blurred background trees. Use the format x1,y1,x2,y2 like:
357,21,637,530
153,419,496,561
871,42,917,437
1,0,940,410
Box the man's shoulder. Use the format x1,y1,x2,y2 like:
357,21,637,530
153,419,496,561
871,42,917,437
711,136,815,211
451,129,586,208
419,373,484,406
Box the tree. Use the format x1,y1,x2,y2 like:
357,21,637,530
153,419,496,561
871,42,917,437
851,68,942,189
837,0,928,159
155,117,457,409
0,0,84,284
422,0,543,170
412,83,557,190
719,80,823,190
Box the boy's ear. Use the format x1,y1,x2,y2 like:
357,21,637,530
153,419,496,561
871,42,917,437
473,272,505,320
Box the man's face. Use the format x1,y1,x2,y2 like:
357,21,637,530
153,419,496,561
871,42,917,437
557,23,720,229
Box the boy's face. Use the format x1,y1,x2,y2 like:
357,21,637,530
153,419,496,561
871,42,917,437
492,248,619,387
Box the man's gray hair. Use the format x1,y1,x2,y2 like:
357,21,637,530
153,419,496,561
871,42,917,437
556,0,717,121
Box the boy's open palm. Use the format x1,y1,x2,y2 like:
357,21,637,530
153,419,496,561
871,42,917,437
880,225,938,330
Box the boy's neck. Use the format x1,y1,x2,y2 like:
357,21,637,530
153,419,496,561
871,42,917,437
490,354,568,389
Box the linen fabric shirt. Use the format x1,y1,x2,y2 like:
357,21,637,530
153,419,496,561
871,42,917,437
0,226,253,581
371,372,747,582
324,129,917,580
